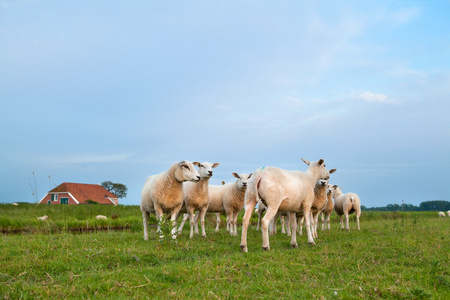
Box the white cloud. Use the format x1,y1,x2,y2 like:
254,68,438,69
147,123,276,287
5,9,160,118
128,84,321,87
355,91,398,104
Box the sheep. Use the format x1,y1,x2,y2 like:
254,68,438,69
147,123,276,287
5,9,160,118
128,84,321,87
12,203,18,206
176,162,220,238
448,210,450,217
140,160,201,240
37,215,48,221
203,172,252,236
240,158,331,252
255,200,266,231
320,184,334,231
331,185,361,230
96,215,108,220
438,212,446,217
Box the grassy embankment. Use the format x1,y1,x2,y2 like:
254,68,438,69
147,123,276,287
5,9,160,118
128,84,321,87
0,204,449,299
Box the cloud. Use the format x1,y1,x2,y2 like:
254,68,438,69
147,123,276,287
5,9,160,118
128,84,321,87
355,91,398,104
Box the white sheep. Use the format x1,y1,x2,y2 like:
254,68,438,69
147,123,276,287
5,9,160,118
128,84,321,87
438,211,446,217
202,172,252,236
96,215,108,220
331,185,361,230
240,158,331,252
448,210,450,217
176,162,219,238
12,203,18,206
320,184,334,231
140,160,201,240
37,215,48,221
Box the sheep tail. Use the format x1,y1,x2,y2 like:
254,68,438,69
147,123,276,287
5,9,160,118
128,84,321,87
246,173,262,205
350,195,355,205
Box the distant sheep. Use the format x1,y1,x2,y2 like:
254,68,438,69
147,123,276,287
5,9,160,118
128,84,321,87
438,212,446,217
448,210,450,217
177,162,219,238
320,184,334,231
204,172,252,236
12,203,18,206
37,215,48,221
331,185,361,230
96,215,108,220
240,158,331,252
140,161,201,240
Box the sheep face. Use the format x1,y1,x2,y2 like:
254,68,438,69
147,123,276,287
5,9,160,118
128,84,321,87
316,179,328,187
232,172,252,190
176,161,201,182
327,184,333,195
197,162,220,179
301,158,330,180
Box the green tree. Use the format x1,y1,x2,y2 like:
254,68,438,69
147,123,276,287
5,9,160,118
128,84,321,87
101,181,128,198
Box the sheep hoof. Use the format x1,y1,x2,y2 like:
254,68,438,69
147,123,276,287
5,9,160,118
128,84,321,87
308,241,316,246
291,243,298,248
262,246,270,251
202,234,206,238
143,236,148,241
240,245,248,252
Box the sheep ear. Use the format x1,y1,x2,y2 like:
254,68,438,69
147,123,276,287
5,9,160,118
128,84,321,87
178,161,187,167
333,185,338,189
193,162,200,167
222,181,225,185
248,173,252,179
339,186,343,190
329,169,337,174
301,158,310,165
212,163,220,168
318,159,324,165
232,172,240,179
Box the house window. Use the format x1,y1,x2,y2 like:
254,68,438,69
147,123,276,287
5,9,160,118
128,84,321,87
60,198,69,205
54,195,58,201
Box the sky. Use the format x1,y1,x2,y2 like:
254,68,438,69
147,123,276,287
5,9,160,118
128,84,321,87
1,0,449,208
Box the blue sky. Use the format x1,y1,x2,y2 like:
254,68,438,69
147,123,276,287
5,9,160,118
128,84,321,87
1,0,449,208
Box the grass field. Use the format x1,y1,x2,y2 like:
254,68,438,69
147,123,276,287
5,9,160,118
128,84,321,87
1,204,449,299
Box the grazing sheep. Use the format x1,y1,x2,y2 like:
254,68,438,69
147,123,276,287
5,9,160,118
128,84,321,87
203,172,252,236
331,185,361,230
240,158,331,252
448,211,450,217
96,215,108,220
438,212,446,217
37,215,48,221
177,162,220,238
12,203,18,206
320,184,334,231
140,161,201,240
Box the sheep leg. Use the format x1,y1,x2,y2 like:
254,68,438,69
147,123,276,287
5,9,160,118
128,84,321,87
299,216,304,236
240,199,257,253
287,212,298,248
188,207,196,239
199,206,208,237
215,213,221,232
194,211,200,234
256,210,262,231
313,212,320,239
321,212,325,231
226,215,230,232
141,209,149,241
281,216,286,234
154,205,164,235
327,214,331,230
261,206,279,251
303,206,316,245
344,213,350,230
170,208,181,239
340,215,344,230
356,211,360,230
178,213,189,233
286,214,292,236
232,211,239,236
226,211,233,235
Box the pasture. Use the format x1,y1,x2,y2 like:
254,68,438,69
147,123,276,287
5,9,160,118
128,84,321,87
0,204,449,299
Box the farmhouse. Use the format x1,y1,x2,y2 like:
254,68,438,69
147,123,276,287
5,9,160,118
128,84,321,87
39,182,119,205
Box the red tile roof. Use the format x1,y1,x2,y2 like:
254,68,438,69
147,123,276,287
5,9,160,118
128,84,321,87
49,182,118,205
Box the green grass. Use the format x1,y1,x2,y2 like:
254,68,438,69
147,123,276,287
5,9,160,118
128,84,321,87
0,205,449,299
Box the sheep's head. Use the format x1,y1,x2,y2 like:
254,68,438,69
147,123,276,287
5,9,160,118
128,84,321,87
176,161,201,182
327,184,333,195
232,172,252,190
301,158,331,180
196,162,220,179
